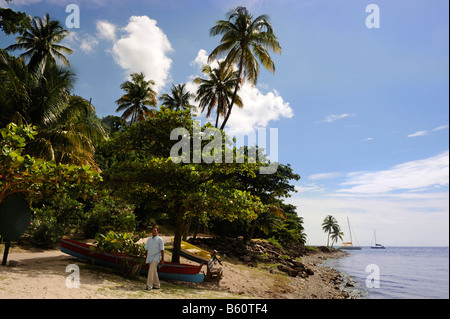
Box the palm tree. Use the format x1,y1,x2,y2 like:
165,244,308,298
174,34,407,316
116,72,157,124
209,6,281,130
27,95,106,167
159,83,194,111
5,13,73,73
322,215,339,247
0,52,106,167
194,61,243,128
330,226,344,248
0,51,74,127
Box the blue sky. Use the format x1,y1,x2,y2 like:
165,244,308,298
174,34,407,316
1,0,448,246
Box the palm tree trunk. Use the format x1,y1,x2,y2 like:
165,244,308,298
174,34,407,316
215,106,220,128
219,53,244,131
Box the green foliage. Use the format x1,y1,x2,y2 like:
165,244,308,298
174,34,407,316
0,123,102,211
93,230,146,277
100,115,126,136
0,8,31,35
94,230,146,257
0,51,107,166
28,194,84,248
27,213,63,248
82,195,136,238
268,237,282,248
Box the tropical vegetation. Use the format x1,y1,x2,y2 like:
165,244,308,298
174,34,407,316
0,7,313,265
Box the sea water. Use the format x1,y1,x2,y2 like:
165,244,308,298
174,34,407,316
322,247,449,299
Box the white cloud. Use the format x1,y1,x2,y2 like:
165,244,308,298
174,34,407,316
96,20,117,41
308,172,341,180
433,124,449,132
226,84,293,135
294,183,324,193
79,35,99,53
190,49,216,69
338,151,449,194
189,49,293,135
408,130,428,138
103,16,173,93
320,113,355,124
407,124,449,138
66,16,173,84
64,31,98,54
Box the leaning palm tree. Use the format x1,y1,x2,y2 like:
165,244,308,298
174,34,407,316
6,13,73,73
116,72,157,124
330,226,344,248
159,83,194,111
209,6,281,130
194,61,243,128
322,215,339,247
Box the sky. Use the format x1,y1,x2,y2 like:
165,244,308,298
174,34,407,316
1,0,448,246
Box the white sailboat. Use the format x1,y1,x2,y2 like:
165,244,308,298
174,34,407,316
339,217,362,250
370,229,385,249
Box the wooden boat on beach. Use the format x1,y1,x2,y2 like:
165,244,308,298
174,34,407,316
60,238,205,283
173,238,219,264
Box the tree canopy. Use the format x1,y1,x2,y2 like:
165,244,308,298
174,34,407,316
99,107,271,262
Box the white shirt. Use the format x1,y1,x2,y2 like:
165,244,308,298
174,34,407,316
145,235,164,264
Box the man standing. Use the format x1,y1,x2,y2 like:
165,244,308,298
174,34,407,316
145,226,165,290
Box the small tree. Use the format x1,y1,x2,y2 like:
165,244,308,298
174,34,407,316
100,108,267,263
321,215,339,247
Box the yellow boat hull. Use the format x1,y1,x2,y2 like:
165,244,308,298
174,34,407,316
172,239,218,263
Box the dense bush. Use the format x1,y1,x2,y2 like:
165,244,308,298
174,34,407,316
28,195,84,248
81,195,136,238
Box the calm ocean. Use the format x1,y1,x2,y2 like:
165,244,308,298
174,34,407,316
321,247,449,299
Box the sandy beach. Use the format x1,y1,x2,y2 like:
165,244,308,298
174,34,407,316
0,237,355,299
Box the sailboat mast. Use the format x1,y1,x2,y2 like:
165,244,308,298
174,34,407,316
347,217,353,244
374,230,377,244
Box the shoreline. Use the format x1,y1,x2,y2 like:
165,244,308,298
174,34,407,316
0,241,359,299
